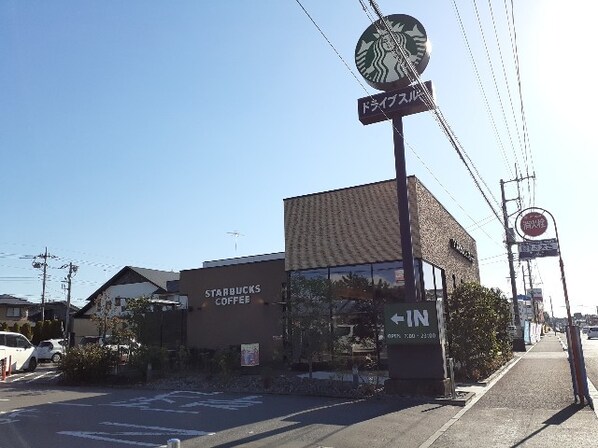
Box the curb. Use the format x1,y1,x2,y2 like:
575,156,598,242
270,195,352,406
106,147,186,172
418,348,526,448
556,334,598,418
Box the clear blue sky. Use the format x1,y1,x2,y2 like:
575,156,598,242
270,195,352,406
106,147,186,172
1,1,595,318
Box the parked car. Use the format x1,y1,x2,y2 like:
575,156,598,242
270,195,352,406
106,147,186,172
37,339,67,363
79,335,139,362
79,335,104,346
587,327,598,339
0,331,38,372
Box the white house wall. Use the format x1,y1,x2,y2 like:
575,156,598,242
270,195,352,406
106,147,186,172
106,283,157,299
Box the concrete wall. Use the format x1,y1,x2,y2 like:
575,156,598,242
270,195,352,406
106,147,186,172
72,318,98,344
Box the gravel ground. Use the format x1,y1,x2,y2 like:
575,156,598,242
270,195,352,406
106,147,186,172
144,370,386,399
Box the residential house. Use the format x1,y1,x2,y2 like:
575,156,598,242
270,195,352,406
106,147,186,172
0,294,36,328
72,266,184,347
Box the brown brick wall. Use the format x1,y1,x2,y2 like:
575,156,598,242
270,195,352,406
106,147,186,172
284,178,421,271
415,179,480,290
284,177,479,291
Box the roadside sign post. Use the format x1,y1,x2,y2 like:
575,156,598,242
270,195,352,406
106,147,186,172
515,207,590,405
355,13,450,395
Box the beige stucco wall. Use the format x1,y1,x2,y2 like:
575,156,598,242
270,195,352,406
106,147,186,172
72,318,99,345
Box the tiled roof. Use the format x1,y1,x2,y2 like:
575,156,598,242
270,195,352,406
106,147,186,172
0,294,35,306
284,178,419,271
128,267,180,291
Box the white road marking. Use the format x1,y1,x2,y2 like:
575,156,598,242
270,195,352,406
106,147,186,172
58,422,214,446
107,390,260,413
56,403,93,407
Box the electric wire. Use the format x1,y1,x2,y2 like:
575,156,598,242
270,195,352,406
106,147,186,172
296,0,503,247
471,0,521,177
486,0,525,172
365,0,503,222
504,0,536,206
451,0,514,183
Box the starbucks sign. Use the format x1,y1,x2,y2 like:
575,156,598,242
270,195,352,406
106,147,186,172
355,14,431,91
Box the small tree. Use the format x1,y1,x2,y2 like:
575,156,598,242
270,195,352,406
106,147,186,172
122,296,153,344
40,320,53,340
32,322,42,344
446,282,512,380
288,274,333,378
10,322,19,333
90,292,130,341
20,322,33,341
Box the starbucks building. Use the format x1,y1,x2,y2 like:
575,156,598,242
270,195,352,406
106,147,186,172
180,176,479,363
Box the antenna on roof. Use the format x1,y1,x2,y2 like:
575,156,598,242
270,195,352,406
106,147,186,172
226,231,244,253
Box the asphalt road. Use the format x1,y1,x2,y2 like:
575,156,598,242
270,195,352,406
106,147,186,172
0,380,462,448
581,334,598,394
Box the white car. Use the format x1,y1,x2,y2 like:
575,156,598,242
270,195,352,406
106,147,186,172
587,327,598,340
37,339,67,363
0,331,38,372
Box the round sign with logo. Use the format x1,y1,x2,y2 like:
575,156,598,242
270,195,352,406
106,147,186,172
355,14,431,91
519,212,548,238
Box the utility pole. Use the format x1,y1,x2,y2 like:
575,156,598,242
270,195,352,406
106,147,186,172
500,173,534,351
32,247,57,322
61,262,78,345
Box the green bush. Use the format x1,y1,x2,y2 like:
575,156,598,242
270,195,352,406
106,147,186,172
20,322,33,341
129,345,169,378
446,282,513,381
58,345,117,384
10,322,19,333
0,322,7,331
32,323,42,344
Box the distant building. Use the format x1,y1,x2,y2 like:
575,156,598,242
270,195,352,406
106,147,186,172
72,266,183,347
0,294,35,327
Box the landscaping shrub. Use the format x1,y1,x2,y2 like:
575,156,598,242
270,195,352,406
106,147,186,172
19,322,33,341
446,282,513,381
58,345,117,384
129,345,169,378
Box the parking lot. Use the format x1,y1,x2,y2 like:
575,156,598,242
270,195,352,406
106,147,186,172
1,362,62,385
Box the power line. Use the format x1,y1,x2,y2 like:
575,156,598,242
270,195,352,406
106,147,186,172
364,0,503,222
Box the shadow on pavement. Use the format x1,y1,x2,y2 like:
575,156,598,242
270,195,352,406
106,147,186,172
510,404,586,448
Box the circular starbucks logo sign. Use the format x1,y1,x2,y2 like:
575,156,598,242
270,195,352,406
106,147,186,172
355,14,431,91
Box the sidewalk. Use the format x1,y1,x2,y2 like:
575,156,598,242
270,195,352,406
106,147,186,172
421,333,598,447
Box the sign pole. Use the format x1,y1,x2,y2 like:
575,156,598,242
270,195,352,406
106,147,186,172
355,13,449,396
392,116,417,302
515,207,589,404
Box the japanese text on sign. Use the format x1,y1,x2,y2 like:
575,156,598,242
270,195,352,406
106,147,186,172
520,212,548,237
358,81,435,125
361,88,424,115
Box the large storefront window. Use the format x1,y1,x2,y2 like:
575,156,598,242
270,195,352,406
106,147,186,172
287,260,444,366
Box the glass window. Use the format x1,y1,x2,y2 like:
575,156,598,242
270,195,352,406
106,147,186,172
6,307,21,317
330,264,371,301
5,335,17,347
422,261,436,301
373,261,404,302
434,266,445,299
16,335,30,348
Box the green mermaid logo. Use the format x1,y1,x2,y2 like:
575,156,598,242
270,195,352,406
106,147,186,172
355,14,431,91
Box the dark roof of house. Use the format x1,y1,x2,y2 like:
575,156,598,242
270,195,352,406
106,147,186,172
128,267,180,292
0,294,35,307
74,266,180,317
